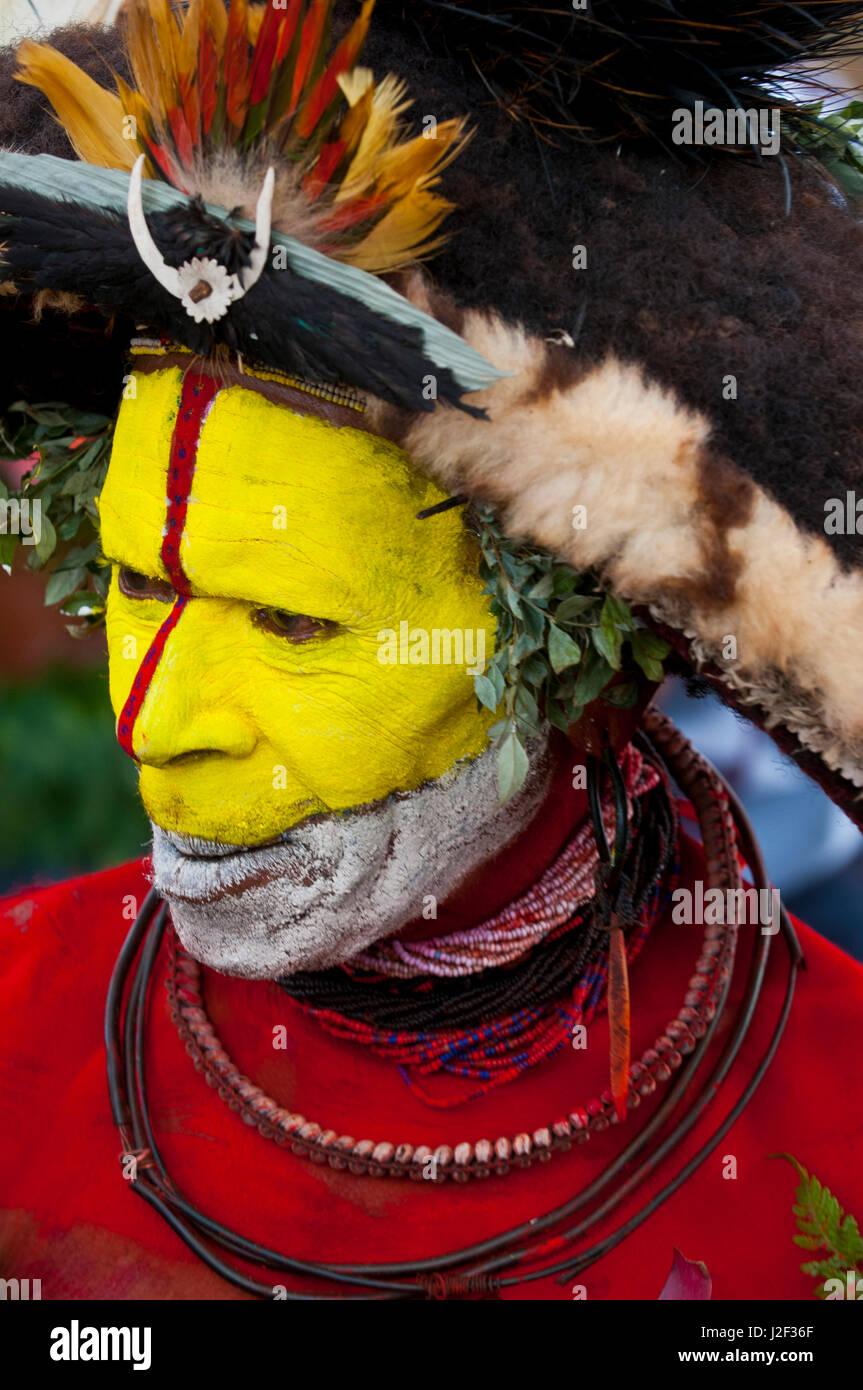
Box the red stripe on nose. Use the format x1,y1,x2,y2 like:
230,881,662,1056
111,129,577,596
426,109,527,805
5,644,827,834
117,594,188,758
116,371,219,760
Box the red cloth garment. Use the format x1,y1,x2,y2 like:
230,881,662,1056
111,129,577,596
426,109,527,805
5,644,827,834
1,833,861,1301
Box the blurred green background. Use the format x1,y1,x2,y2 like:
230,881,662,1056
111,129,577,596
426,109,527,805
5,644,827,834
0,546,148,893
0,664,149,894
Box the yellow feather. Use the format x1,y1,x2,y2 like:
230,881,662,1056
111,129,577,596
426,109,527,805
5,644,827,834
15,40,138,171
179,0,203,79
202,0,228,49
336,79,375,161
336,73,413,202
344,186,455,272
246,1,266,43
371,118,469,199
125,0,180,137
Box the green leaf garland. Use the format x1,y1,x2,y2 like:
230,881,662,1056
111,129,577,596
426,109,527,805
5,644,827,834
471,505,670,802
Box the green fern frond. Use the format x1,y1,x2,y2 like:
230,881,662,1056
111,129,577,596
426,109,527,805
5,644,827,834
775,1154,863,1299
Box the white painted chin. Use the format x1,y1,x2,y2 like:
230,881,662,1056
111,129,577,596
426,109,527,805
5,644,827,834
150,737,553,979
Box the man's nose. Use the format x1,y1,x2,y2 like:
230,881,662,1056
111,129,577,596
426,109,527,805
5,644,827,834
130,599,258,766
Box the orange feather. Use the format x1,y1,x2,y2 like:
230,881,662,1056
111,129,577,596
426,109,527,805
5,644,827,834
15,40,138,171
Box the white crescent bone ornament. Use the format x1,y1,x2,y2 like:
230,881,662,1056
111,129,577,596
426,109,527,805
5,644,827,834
127,155,275,324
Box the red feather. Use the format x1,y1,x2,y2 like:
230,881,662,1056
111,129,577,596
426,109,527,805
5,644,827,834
168,106,194,170
289,0,328,116
224,0,252,129
276,0,303,64
302,139,346,200
317,192,386,234
198,14,219,135
295,0,374,140
248,2,283,107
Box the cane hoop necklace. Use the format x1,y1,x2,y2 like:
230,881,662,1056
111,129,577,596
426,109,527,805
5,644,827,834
106,709,802,1298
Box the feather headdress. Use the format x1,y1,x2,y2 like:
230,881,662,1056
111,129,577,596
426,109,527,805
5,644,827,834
16,0,469,272
0,0,502,411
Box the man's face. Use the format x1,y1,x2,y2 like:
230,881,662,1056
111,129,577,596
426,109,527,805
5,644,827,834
101,366,496,844
96,364,539,976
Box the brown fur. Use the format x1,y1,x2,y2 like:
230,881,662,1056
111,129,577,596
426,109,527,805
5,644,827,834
365,284,863,795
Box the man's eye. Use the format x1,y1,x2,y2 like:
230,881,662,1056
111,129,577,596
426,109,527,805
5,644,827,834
253,608,336,643
118,567,174,602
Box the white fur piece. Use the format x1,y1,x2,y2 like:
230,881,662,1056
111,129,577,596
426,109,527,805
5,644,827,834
151,737,553,979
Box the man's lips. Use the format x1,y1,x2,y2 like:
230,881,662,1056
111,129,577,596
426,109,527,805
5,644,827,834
152,787,421,905
152,826,304,902
163,828,294,859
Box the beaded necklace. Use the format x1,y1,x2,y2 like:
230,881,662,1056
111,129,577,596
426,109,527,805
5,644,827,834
350,744,655,980
272,747,678,1100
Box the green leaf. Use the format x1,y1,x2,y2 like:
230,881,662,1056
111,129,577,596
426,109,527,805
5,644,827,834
23,406,73,427
547,622,583,674
53,538,101,571
631,628,669,683
32,512,57,566
497,729,529,804
527,571,554,601
487,717,510,743
486,661,506,705
603,594,632,627
592,615,622,669
774,1153,863,1296
61,592,104,616
573,646,613,707
474,672,501,712
554,593,596,624
499,553,534,588
514,682,540,732
58,514,87,540
521,653,550,686
44,566,86,606
551,567,579,597
545,698,571,735
91,567,111,599
512,628,542,662
631,628,669,660
520,600,546,643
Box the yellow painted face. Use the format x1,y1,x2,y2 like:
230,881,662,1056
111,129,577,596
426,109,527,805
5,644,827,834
100,367,496,845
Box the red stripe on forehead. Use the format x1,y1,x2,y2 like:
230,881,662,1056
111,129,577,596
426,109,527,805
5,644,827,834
161,372,220,595
116,370,219,761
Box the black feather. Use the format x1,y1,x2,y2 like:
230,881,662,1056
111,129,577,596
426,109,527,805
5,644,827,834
0,185,485,416
388,0,863,146
152,199,257,275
